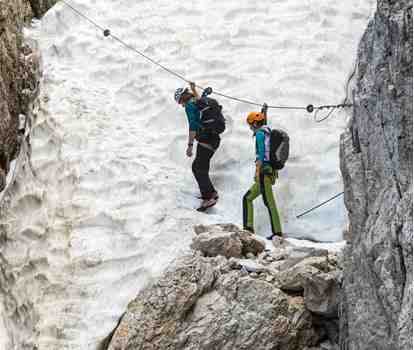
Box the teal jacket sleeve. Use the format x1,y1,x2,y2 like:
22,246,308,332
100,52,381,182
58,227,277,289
185,102,201,132
255,130,266,163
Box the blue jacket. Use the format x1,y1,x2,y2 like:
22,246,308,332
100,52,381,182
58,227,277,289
255,128,271,164
185,99,202,132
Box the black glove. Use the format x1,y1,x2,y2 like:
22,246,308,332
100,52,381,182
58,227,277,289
261,103,268,115
202,87,213,97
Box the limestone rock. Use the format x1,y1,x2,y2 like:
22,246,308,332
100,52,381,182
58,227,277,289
237,258,268,273
278,264,321,292
191,223,265,258
0,0,56,190
28,0,57,18
108,251,320,350
108,225,342,350
108,252,217,350
339,0,412,349
191,230,243,258
304,271,339,317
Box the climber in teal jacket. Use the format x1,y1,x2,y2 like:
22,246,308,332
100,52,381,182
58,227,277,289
243,110,282,240
174,82,221,210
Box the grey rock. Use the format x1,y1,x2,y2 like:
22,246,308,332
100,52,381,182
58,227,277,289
191,224,265,258
27,0,58,18
278,264,321,292
108,252,217,350
191,230,243,258
264,241,329,270
304,341,339,350
237,259,267,273
228,257,241,269
271,235,291,249
237,230,266,256
0,0,56,191
339,0,412,349
0,1,56,348
320,340,340,350
108,250,321,350
304,271,339,317
240,266,249,276
108,225,344,350
245,252,255,259
265,275,275,283
286,246,329,261
193,223,239,235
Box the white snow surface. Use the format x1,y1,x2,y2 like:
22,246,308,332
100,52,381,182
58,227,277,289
7,0,374,348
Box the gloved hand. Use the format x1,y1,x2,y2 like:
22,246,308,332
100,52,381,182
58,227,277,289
202,87,213,97
261,103,268,115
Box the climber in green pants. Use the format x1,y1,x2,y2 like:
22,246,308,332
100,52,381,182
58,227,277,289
243,110,282,240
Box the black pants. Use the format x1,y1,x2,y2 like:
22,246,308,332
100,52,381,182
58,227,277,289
192,136,220,199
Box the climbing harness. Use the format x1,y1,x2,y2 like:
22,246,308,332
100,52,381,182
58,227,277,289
296,192,344,219
61,0,352,120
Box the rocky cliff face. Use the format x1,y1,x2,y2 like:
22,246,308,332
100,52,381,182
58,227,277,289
0,0,56,191
339,0,412,349
108,224,342,350
0,1,55,349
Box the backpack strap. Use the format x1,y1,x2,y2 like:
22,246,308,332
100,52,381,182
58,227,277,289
258,126,272,134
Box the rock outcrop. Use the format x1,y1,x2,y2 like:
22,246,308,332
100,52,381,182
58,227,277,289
108,224,341,350
191,223,265,258
27,0,57,18
0,0,56,191
339,0,412,349
0,1,56,348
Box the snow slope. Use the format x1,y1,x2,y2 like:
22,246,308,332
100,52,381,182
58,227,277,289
1,0,374,348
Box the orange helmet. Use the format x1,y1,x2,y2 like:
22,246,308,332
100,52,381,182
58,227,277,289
247,112,266,125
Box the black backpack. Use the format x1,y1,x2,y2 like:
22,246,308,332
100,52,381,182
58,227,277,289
269,129,290,170
195,97,226,134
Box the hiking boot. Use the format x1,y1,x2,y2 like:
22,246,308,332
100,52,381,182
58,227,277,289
243,226,255,234
197,197,218,212
202,197,217,207
266,232,283,240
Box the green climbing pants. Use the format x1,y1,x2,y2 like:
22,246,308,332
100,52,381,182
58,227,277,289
242,167,282,235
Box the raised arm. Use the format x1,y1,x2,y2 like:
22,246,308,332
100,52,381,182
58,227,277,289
261,103,268,124
189,82,201,100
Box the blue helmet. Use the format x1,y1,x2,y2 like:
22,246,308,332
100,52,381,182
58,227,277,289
174,87,188,103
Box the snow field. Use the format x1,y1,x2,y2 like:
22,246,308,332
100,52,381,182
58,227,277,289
0,1,375,348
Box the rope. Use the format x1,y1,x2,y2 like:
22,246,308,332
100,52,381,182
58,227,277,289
61,0,106,32
296,191,344,219
314,107,336,123
204,90,307,110
313,103,353,123
61,0,352,115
